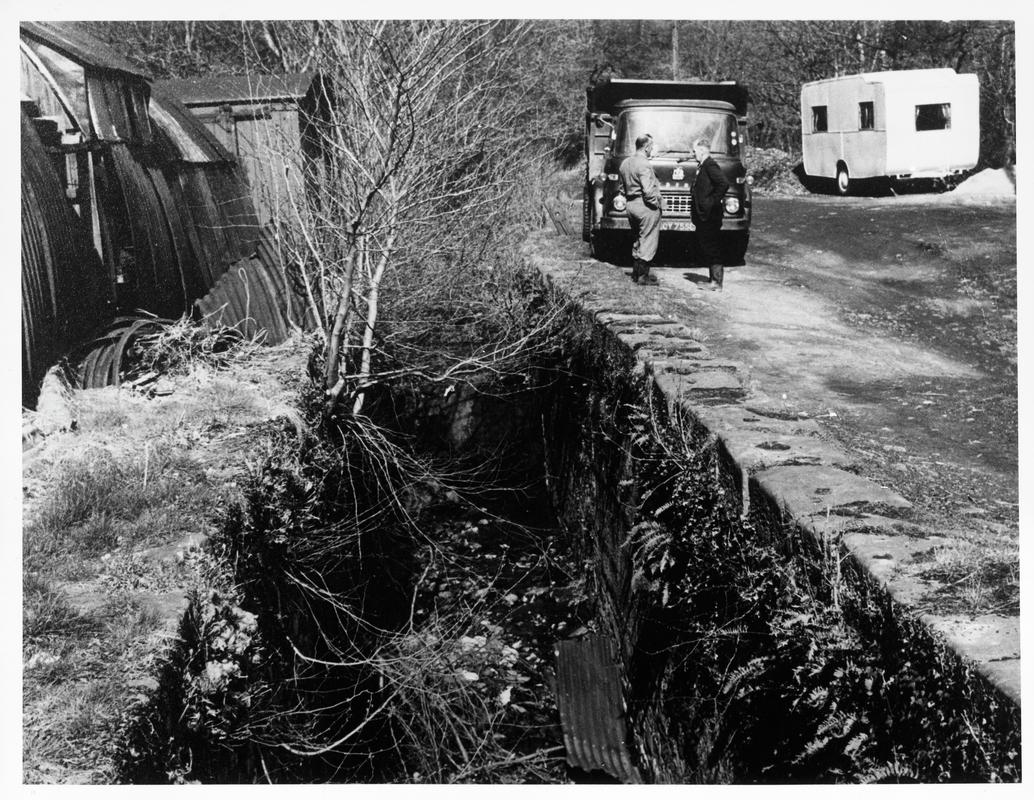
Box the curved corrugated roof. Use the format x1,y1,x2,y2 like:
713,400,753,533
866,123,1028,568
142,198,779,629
21,110,113,405
20,21,151,79
149,87,236,163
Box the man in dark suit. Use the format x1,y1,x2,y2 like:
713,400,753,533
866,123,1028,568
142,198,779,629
691,138,730,291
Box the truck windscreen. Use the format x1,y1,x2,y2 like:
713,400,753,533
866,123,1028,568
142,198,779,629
616,109,737,157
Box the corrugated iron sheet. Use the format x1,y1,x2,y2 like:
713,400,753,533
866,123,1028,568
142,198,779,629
107,144,190,318
149,88,234,164
20,22,150,80
20,110,112,407
21,23,314,403
76,315,169,389
156,72,316,107
20,44,82,130
196,251,305,344
23,23,151,146
86,70,152,144
556,635,642,783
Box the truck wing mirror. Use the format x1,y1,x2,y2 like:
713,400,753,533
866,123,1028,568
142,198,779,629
592,113,615,130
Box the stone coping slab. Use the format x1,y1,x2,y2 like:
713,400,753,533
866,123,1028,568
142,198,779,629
525,233,1020,710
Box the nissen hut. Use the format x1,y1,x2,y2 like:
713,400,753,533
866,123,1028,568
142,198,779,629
20,22,308,406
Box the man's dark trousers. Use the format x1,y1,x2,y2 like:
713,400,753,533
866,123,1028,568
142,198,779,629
697,216,723,285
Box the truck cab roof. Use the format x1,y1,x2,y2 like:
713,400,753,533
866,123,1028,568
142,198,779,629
613,98,738,113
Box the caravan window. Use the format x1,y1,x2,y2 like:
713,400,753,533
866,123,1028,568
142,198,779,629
915,103,951,131
859,101,874,130
811,106,828,132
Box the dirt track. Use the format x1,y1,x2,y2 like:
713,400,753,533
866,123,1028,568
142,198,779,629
586,190,1017,545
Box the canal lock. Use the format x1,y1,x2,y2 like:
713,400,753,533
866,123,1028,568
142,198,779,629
120,308,1020,784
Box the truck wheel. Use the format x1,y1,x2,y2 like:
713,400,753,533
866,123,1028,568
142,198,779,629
589,231,612,263
835,164,851,196
582,188,591,242
721,231,750,266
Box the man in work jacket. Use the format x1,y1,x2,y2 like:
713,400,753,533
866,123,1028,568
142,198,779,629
618,133,663,285
691,138,730,291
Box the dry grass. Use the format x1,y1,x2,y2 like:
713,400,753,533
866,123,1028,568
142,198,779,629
22,333,310,784
913,533,1019,615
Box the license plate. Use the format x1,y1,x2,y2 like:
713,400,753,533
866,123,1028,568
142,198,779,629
664,221,695,231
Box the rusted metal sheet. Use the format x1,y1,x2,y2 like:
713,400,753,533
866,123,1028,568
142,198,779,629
76,315,170,389
21,110,112,406
104,143,269,323
544,200,572,236
108,144,187,318
164,167,223,288
196,255,297,343
169,163,258,280
143,162,206,302
88,71,152,144
556,635,642,783
149,88,234,164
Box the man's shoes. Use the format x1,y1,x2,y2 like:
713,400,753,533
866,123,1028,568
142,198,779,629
701,281,723,292
636,273,659,285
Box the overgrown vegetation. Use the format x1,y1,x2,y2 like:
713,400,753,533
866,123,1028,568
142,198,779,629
22,328,304,784
117,298,587,782
745,146,810,195
537,313,1019,784
619,390,1020,782
123,316,258,378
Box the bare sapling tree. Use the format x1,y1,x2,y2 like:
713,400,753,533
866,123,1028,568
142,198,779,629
199,22,576,776
258,20,558,424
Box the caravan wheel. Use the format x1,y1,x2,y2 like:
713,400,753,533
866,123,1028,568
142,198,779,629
835,164,851,196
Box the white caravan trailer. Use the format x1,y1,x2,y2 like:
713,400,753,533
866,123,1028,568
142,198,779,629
801,68,979,194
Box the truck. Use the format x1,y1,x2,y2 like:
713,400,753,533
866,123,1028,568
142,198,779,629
583,78,752,265
800,68,979,194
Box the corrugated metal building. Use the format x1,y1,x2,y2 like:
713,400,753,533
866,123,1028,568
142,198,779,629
21,109,113,399
20,22,310,406
155,73,330,225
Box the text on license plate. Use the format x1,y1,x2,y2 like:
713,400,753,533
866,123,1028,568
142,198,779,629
664,221,695,231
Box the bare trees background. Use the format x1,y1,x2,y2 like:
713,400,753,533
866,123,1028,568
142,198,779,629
85,18,1015,421
268,20,554,419
564,20,1015,163
91,19,1016,169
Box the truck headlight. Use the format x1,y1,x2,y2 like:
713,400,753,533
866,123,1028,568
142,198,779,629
723,196,740,214
612,194,627,212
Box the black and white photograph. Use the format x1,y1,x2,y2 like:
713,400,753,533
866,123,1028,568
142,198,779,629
11,1,1024,789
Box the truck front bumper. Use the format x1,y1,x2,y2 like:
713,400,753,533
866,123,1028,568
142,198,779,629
597,215,751,233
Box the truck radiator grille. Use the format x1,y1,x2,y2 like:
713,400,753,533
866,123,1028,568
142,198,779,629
662,192,692,215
